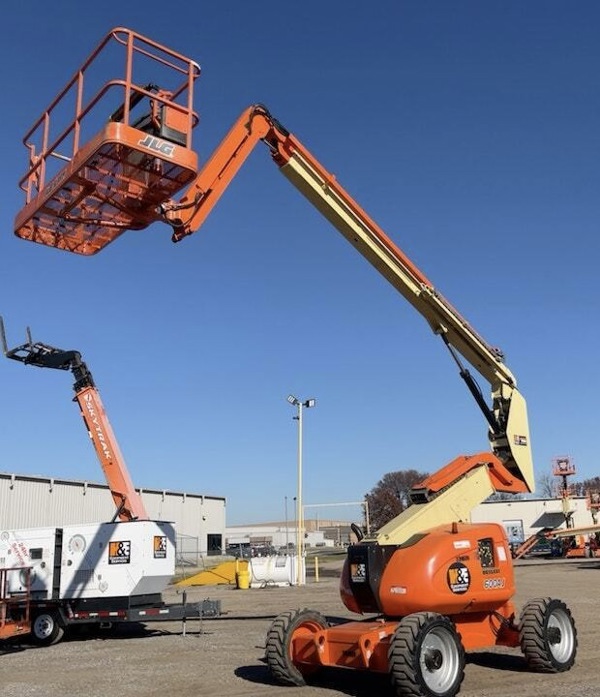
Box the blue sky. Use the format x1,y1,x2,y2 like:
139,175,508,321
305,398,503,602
1,2,599,525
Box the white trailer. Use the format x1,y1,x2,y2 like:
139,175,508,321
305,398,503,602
0,519,220,645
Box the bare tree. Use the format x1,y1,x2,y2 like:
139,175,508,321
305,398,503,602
365,469,429,532
581,476,600,493
536,471,555,498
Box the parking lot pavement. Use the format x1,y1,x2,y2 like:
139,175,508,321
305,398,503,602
1,558,598,696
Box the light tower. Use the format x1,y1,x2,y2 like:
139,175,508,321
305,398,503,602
286,394,316,585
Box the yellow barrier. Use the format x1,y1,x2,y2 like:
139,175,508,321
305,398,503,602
176,559,248,587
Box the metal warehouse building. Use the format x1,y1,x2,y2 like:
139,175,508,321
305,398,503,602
471,496,592,543
0,472,226,561
3,471,595,563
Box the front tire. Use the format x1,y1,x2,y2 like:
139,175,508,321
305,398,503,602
388,612,465,697
31,611,65,646
520,597,577,672
265,608,328,686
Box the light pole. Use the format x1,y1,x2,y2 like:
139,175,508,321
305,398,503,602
363,499,371,536
293,495,297,549
284,495,289,552
287,394,316,586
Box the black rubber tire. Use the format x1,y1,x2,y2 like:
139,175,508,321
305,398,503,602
31,611,65,646
388,612,465,697
265,608,328,686
520,597,577,672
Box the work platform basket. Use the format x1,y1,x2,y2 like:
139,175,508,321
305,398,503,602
14,27,200,255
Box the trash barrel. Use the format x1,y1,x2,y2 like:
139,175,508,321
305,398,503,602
236,568,250,590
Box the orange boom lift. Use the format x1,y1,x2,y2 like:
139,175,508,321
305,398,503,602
13,28,576,697
1,319,148,522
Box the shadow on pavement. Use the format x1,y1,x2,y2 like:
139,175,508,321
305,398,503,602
466,650,528,672
235,663,393,696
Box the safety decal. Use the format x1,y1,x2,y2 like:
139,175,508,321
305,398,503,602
350,562,367,583
108,540,131,564
154,535,167,559
447,562,470,594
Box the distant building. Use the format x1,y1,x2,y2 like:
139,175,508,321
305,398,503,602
3,471,594,562
226,497,596,553
0,472,226,558
470,496,592,543
226,519,355,553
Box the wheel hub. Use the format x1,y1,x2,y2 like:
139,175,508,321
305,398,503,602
424,648,443,671
547,626,562,645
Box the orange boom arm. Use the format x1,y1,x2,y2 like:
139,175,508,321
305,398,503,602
1,319,148,522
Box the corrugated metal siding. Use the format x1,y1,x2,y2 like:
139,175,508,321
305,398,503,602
0,473,226,554
0,476,115,528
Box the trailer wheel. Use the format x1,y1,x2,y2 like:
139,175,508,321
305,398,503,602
520,597,577,672
388,612,465,697
31,612,65,646
265,608,328,686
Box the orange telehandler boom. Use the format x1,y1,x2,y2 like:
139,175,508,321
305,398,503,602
0,318,148,522
11,28,576,697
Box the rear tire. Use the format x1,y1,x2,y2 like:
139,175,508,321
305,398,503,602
31,611,65,646
388,612,465,697
520,597,577,672
265,608,328,686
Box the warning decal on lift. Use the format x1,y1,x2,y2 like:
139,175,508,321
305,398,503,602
153,535,167,559
447,562,470,594
108,540,131,564
350,562,367,583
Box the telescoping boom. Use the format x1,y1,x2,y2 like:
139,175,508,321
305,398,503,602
161,102,535,543
0,318,148,522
